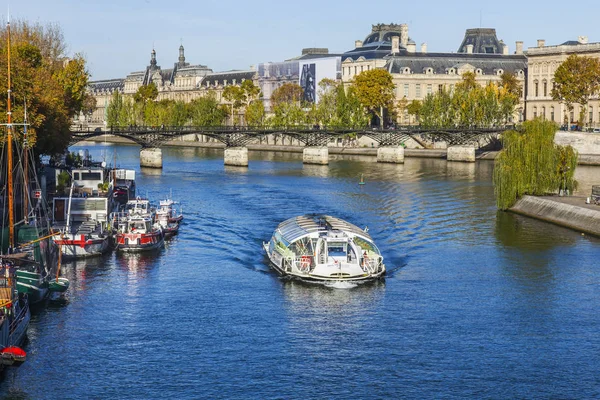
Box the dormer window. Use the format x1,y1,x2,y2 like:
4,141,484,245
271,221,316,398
475,68,483,75
496,69,504,75
403,67,410,74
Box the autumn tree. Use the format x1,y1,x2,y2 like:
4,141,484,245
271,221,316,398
245,100,265,126
0,20,90,156
552,54,600,130
352,69,395,127
270,83,304,108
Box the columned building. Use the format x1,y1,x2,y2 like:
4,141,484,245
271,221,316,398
525,37,600,127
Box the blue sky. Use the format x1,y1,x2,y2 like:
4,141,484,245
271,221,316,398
10,0,600,80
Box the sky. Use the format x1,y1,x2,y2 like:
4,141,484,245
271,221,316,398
9,0,600,81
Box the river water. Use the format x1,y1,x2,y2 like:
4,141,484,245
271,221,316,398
1,144,599,399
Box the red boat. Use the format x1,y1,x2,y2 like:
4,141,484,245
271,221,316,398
0,346,26,366
115,215,164,252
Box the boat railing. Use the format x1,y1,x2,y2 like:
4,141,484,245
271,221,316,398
294,255,313,273
361,257,382,274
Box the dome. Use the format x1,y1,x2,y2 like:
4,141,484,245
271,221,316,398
363,23,408,46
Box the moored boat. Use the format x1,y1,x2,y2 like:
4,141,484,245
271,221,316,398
263,215,386,281
156,198,182,238
115,215,164,252
0,261,30,367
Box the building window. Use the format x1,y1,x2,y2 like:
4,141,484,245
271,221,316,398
541,106,546,120
550,106,555,122
427,84,432,95
361,66,364,73
543,81,547,97
404,84,409,97
438,84,443,94
534,81,539,97
354,66,357,75
590,110,593,124
533,106,537,119
415,84,421,98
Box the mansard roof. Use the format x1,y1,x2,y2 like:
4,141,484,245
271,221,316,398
88,79,124,92
457,28,505,54
385,52,527,75
343,42,394,61
202,70,256,86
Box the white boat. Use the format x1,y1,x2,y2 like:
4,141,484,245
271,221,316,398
155,199,182,238
263,215,386,281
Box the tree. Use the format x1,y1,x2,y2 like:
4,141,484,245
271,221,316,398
352,69,395,127
134,82,158,105
493,119,578,210
552,54,600,130
245,100,265,127
500,71,522,98
0,20,90,156
335,84,369,128
407,100,422,122
189,92,227,127
270,83,304,108
54,54,90,115
82,93,97,119
222,80,260,125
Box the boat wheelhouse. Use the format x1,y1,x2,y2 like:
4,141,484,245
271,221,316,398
263,215,385,281
155,199,182,238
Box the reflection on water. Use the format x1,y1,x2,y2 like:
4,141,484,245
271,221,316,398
140,167,163,176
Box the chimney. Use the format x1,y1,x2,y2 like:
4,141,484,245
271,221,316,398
515,41,523,55
537,39,545,47
466,44,473,54
355,40,363,48
421,43,427,53
407,42,416,53
502,44,509,55
391,36,400,54
400,24,409,47
578,36,589,44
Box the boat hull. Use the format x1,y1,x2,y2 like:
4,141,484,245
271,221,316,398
55,236,110,260
116,231,164,252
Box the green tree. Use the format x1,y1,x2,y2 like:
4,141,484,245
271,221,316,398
134,82,159,104
222,80,260,125
245,100,265,127
336,84,369,128
552,54,600,130
352,69,395,127
493,119,578,210
189,92,227,127
407,100,422,122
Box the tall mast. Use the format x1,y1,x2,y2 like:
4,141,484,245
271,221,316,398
23,99,28,223
6,17,15,249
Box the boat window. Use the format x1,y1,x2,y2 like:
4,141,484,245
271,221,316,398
80,172,102,181
327,242,346,257
353,237,379,254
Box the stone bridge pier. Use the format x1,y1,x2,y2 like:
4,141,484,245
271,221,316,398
224,147,249,167
303,147,329,165
447,145,476,162
140,148,163,168
377,146,405,163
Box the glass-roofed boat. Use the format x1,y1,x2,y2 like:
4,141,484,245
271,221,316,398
263,215,385,281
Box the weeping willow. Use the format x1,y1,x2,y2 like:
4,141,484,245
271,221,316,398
493,119,578,210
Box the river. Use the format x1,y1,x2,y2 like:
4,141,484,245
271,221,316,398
1,144,599,399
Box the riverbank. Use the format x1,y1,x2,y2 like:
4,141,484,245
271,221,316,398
509,195,600,237
80,135,600,164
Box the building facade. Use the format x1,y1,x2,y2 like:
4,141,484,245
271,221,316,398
341,25,527,124
525,37,600,127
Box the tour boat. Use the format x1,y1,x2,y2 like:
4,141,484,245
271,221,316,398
263,215,386,281
115,215,164,252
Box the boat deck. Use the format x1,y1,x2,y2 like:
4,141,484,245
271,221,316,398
0,288,12,305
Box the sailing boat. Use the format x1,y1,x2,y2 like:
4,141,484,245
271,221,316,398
1,16,66,304
0,16,31,368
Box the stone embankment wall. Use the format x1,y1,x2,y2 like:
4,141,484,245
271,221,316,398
510,195,600,236
555,131,600,165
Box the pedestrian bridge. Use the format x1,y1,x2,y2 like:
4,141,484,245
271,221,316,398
69,125,509,168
